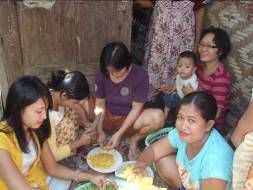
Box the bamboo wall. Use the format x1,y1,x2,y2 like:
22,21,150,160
206,0,253,132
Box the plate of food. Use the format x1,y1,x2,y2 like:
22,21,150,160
86,147,123,173
115,161,154,179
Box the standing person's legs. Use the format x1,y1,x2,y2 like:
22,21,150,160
128,108,165,160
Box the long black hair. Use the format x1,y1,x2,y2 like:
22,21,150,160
1,76,52,153
47,70,90,100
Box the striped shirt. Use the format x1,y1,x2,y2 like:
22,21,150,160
196,63,231,127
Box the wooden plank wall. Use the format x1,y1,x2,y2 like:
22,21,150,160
0,1,23,88
17,0,132,86
0,43,9,117
0,0,132,94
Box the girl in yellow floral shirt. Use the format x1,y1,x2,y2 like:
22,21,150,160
47,70,96,161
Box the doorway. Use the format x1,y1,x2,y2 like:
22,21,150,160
131,1,153,66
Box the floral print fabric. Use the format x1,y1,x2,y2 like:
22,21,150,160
143,0,195,100
55,106,79,146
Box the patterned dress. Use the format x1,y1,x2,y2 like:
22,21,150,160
143,0,208,100
55,106,79,146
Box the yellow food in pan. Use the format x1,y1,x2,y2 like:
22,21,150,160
89,153,115,169
119,164,148,179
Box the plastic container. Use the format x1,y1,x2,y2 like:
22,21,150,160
145,127,173,147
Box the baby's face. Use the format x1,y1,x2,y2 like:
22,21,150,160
176,57,196,80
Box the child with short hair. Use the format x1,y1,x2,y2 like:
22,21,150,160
159,50,198,117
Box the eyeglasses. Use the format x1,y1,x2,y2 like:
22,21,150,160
198,43,218,49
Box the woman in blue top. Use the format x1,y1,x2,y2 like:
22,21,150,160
134,91,234,190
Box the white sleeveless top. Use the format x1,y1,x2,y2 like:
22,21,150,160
21,140,37,174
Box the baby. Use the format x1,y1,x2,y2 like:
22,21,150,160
159,50,198,117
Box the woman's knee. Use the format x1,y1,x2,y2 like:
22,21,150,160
155,156,181,189
148,109,165,129
133,109,165,130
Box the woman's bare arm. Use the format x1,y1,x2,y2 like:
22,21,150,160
116,101,143,137
41,141,105,188
231,101,253,147
201,178,227,190
0,149,33,190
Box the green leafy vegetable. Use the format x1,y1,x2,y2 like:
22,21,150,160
78,183,116,190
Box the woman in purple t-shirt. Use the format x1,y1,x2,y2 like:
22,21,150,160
94,42,165,160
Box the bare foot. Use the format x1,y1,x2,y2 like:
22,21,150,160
128,144,141,161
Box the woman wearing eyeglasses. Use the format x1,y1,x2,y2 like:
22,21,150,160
195,26,231,136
